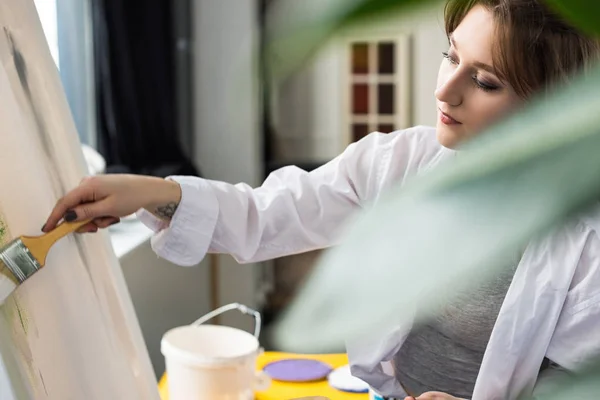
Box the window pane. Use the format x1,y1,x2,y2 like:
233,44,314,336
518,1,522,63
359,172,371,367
34,0,59,67
378,42,395,74
352,124,370,142
378,124,395,133
351,43,369,74
352,84,369,114
378,84,395,114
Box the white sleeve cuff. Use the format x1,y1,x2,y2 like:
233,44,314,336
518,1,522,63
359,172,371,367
137,175,219,267
136,208,168,232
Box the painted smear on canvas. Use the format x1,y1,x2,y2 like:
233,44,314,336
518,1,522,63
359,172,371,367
0,213,18,287
0,207,31,335
0,206,35,397
0,217,9,246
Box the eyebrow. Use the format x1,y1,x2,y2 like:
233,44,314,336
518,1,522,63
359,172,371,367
450,35,498,76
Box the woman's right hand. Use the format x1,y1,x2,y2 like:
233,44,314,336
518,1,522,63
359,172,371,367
42,174,182,233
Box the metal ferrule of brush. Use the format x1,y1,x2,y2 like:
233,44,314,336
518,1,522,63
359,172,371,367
0,239,41,282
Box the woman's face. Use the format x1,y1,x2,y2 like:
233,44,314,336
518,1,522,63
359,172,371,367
436,5,523,148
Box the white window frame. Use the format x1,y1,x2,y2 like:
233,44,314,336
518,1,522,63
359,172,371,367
338,31,413,146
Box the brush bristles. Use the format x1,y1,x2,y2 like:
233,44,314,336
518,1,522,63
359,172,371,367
0,239,41,282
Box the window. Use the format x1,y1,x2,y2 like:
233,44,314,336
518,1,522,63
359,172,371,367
34,0,59,66
34,0,96,147
345,34,412,143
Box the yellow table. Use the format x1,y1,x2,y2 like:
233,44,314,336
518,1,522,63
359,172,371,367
158,352,369,400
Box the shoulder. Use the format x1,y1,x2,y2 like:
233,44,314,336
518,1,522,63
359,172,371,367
334,126,453,204
388,125,452,168
358,125,441,154
348,125,451,174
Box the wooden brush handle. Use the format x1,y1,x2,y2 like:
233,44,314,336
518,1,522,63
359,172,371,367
21,219,92,267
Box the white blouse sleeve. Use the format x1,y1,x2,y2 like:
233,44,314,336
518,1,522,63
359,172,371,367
136,127,438,266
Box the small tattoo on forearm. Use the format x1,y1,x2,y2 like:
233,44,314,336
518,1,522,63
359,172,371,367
155,202,179,219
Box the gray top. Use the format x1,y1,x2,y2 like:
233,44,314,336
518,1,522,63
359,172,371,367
393,264,518,399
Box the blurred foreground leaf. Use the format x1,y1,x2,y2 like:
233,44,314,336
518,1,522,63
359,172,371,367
342,0,433,24
544,0,600,37
528,360,600,399
271,63,600,353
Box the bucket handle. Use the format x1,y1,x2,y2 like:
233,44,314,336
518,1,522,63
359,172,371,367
191,302,262,339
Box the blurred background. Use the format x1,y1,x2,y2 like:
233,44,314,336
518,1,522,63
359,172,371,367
33,0,447,379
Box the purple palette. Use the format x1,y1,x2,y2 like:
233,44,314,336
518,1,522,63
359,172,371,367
262,358,333,382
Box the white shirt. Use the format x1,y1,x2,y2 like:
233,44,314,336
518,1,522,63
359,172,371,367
137,125,600,399
137,125,455,266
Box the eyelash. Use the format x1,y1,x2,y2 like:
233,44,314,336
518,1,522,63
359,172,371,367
441,51,499,92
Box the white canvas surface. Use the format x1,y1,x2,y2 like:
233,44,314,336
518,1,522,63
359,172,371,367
0,1,159,398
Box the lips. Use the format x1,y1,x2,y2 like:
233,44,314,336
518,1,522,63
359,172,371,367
439,109,462,125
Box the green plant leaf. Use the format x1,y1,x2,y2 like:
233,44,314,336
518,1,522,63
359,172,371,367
544,0,600,37
271,63,600,353
342,0,439,25
526,360,600,399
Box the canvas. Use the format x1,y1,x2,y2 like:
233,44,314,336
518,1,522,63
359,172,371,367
0,1,159,398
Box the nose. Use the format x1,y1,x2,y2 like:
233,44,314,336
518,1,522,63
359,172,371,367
435,69,463,107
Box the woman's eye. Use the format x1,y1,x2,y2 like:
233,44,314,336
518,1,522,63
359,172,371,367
472,76,499,92
442,51,458,65
442,50,501,92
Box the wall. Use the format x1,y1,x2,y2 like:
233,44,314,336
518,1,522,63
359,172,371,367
116,227,212,377
271,2,448,160
191,0,265,333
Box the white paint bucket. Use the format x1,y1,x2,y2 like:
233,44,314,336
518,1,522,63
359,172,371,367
161,303,271,400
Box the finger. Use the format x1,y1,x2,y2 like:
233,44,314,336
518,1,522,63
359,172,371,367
94,216,120,229
416,392,447,399
66,199,114,223
73,216,119,233
75,222,99,234
43,184,98,231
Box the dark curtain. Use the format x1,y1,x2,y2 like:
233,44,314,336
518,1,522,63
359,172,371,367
91,0,199,177
258,0,281,177
258,0,273,175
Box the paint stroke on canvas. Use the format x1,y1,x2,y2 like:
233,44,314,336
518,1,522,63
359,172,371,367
0,1,159,399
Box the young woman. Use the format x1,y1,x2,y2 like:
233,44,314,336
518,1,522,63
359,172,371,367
43,0,600,398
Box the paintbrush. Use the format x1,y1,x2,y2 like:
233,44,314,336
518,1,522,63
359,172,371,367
0,219,90,304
